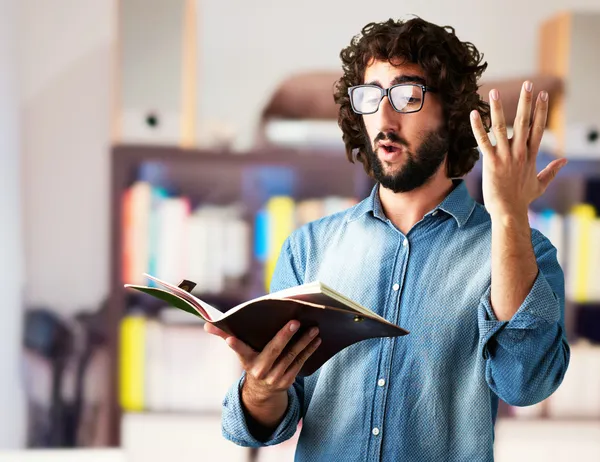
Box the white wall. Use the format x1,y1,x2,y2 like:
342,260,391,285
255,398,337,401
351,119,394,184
20,0,600,315
0,0,26,449
21,0,116,314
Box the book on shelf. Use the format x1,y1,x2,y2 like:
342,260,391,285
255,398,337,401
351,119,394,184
120,177,358,293
119,311,242,413
124,273,409,376
529,202,600,304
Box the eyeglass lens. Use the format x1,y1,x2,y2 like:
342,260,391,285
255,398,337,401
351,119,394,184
352,85,423,113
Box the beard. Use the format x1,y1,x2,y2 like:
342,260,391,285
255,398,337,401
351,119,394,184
364,128,450,193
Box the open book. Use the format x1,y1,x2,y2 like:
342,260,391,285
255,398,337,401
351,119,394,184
124,273,409,376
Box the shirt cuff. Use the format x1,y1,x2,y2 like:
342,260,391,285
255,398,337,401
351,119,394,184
221,372,301,447
478,269,561,359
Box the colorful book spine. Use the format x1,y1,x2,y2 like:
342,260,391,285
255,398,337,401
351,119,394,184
119,312,147,412
264,196,296,292
566,204,596,303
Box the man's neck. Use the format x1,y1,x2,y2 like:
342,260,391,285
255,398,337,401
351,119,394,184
378,171,455,235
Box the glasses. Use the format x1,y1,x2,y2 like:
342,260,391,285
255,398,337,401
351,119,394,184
348,84,438,115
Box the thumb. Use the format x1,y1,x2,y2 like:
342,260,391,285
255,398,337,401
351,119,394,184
538,158,568,190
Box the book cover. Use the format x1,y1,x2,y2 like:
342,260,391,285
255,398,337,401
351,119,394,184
124,274,409,376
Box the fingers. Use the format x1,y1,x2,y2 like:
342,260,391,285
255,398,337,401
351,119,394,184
512,81,534,152
206,320,322,387
204,322,229,340
270,326,320,377
251,320,302,378
538,158,568,190
470,110,493,155
281,336,322,383
488,89,511,155
225,336,258,365
204,322,257,365
527,91,549,158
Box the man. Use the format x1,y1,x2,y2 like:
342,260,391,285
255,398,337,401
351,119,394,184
206,17,570,461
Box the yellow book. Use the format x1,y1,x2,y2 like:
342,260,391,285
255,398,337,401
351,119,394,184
568,204,596,303
265,196,296,292
119,313,147,411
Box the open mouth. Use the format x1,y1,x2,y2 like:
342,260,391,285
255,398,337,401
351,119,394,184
381,145,399,153
379,144,403,155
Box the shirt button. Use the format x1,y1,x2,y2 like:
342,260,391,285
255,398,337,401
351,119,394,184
378,378,386,387
402,239,408,247
372,427,380,436
392,283,400,291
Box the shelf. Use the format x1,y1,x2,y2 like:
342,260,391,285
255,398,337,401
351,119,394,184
108,144,370,446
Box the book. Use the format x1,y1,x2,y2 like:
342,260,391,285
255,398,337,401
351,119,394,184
124,274,409,376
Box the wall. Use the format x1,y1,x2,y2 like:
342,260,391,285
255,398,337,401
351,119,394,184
0,0,26,449
21,0,116,314
20,0,600,315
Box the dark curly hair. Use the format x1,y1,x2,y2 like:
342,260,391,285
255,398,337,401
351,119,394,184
334,17,491,178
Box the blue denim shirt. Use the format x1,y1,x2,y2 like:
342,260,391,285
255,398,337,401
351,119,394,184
221,179,570,461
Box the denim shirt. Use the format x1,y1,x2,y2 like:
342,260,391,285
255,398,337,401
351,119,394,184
221,179,570,461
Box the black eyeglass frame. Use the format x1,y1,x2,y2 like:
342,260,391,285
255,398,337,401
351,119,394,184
347,83,438,115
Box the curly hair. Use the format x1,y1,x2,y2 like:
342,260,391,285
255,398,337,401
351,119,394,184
334,17,491,178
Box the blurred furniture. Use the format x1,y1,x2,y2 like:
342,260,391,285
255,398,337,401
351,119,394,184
539,11,600,158
23,308,74,448
115,0,197,147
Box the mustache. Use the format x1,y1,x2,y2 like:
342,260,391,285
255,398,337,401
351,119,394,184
374,131,409,148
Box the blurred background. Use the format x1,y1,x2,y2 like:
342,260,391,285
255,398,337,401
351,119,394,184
1,0,600,461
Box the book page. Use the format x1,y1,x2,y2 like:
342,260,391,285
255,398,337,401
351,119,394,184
124,285,210,321
321,287,388,323
142,273,224,321
265,282,390,324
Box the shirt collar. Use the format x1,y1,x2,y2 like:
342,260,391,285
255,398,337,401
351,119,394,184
347,179,476,228
435,179,477,227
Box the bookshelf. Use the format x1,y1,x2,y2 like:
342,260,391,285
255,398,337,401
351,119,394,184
108,143,600,453
107,144,374,447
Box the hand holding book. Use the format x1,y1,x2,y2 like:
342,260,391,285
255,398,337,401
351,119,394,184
204,319,321,433
205,320,321,394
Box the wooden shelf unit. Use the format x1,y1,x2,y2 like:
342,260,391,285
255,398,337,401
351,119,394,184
107,144,374,445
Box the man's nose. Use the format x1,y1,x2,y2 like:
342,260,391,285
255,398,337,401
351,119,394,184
375,94,400,134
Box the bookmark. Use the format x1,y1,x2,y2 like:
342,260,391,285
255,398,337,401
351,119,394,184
177,279,197,293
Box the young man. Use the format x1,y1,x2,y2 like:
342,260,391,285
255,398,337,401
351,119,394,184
206,17,570,461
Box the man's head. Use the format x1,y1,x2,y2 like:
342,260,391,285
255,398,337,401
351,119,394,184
334,17,491,193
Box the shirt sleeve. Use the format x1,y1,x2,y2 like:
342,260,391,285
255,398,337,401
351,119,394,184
478,228,571,407
221,234,306,446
